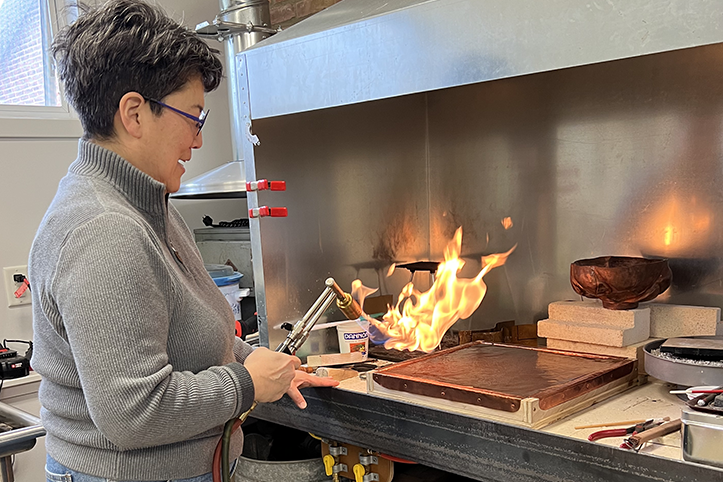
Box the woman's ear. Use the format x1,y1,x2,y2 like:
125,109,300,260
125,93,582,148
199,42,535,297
116,92,146,139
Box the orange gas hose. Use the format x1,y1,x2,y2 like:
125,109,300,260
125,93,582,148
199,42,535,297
212,419,242,481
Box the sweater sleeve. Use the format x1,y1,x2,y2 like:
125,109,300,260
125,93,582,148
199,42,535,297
52,214,254,450
233,338,255,363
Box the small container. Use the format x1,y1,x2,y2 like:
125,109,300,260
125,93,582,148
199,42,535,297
682,406,723,468
294,323,340,364
204,263,234,278
336,320,369,358
211,272,249,321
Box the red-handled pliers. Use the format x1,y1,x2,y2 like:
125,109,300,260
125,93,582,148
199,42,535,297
588,419,663,442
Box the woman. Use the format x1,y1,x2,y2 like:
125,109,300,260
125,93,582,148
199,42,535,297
29,1,337,481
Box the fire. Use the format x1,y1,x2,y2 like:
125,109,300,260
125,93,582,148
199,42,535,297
353,227,515,352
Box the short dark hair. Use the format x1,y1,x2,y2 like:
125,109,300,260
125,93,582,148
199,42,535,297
53,0,223,140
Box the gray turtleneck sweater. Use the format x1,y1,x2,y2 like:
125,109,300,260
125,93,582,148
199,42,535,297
29,140,255,480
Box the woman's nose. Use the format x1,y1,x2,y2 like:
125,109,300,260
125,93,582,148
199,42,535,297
192,130,203,149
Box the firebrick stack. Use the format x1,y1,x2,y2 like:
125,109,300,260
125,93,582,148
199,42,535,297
538,301,722,373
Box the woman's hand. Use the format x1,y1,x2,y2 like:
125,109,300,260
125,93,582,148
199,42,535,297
286,371,340,409
244,347,301,403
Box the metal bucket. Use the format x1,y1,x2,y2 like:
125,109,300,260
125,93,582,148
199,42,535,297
234,455,329,482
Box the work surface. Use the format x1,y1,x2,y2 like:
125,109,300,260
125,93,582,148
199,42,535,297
348,372,681,458
252,371,723,482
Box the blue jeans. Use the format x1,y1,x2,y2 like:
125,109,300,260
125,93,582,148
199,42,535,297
45,455,237,482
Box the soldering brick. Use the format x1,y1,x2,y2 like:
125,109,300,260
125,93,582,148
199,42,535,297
647,303,721,338
548,300,649,328
537,316,650,347
545,338,654,374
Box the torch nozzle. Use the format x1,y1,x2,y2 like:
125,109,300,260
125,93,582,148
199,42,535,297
325,277,362,320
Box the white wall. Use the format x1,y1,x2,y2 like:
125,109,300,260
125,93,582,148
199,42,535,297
0,0,244,344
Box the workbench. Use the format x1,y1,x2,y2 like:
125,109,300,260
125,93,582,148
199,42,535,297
252,375,723,482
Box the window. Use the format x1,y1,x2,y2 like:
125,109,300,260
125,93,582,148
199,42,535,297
0,0,75,115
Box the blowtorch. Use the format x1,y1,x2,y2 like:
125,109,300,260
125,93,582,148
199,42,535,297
214,277,365,482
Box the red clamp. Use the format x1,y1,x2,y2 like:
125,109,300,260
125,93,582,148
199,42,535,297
249,206,288,218
246,179,286,192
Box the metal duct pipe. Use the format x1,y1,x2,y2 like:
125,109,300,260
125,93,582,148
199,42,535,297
218,0,272,164
172,0,274,199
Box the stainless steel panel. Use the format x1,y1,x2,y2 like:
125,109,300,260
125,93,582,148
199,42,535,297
431,43,723,330
249,95,429,349
244,0,723,119
244,43,723,347
236,55,270,346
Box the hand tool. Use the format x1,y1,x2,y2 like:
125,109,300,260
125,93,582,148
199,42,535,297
669,389,723,395
213,277,365,482
621,418,682,451
575,419,648,430
686,388,723,415
588,418,668,442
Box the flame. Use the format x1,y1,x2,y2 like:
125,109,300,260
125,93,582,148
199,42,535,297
353,227,515,352
501,217,513,230
386,263,396,277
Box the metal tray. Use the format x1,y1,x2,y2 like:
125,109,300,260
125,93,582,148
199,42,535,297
682,406,723,468
644,338,723,386
372,341,636,412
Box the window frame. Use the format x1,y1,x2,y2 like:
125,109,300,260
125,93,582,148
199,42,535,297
0,0,80,132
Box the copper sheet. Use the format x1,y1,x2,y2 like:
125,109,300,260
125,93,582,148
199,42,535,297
372,341,636,412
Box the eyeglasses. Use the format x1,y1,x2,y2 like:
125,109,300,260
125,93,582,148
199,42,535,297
144,97,209,136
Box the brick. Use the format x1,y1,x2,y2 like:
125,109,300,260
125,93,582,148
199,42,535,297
270,4,295,25
548,300,649,328
271,0,343,27
294,0,339,19
647,303,721,338
294,0,315,18
538,317,650,347
546,338,655,374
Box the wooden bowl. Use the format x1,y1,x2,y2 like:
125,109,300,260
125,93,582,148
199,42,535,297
570,256,672,310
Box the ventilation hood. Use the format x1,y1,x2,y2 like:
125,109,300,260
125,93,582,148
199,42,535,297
172,160,247,199
241,0,723,119
176,0,723,199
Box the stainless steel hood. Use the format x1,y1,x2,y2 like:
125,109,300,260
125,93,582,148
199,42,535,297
172,160,247,199
242,0,723,120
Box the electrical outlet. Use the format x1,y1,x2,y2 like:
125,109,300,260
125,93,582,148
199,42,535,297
4,265,31,307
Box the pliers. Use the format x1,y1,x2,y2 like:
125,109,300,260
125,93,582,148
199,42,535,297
588,419,665,443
